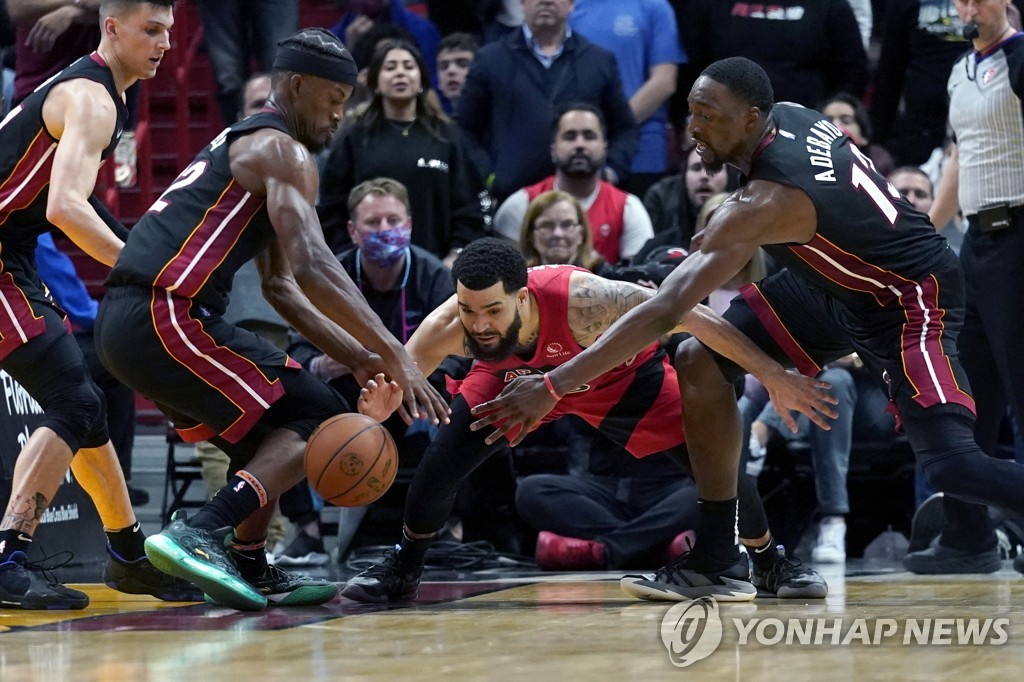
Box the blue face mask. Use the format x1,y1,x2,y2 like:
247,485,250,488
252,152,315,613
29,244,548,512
361,225,411,267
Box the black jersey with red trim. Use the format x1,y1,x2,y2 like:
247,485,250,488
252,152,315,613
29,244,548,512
107,111,290,314
0,53,126,247
748,103,951,311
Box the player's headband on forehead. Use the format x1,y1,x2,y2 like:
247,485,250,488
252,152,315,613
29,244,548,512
273,46,358,86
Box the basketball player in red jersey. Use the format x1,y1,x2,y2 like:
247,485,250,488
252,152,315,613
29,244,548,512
0,0,197,611
342,237,835,603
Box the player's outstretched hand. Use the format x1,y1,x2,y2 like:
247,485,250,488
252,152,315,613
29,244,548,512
470,374,558,446
761,367,839,433
391,360,451,426
357,373,403,422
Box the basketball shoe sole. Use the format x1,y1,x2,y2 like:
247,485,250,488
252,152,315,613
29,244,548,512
144,533,267,611
620,553,756,602
205,564,338,607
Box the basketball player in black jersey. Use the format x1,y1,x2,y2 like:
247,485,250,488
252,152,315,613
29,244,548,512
94,28,448,611
478,57,1024,600
0,1,203,611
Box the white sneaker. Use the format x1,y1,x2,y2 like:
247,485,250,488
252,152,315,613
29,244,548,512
811,517,846,563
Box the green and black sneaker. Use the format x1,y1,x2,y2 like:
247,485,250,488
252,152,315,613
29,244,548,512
143,512,267,611
206,561,338,607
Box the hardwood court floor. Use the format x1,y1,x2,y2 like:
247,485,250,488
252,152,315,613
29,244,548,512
1,562,1022,681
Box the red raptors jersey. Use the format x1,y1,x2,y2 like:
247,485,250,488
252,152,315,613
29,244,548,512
449,264,683,457
525,177,628,263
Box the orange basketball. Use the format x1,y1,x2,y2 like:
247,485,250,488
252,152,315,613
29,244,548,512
304,413,398,507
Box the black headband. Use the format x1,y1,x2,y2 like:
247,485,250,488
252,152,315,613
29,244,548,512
273,46,358,86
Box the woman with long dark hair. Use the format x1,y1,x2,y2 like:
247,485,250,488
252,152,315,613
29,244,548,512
317,38,488,265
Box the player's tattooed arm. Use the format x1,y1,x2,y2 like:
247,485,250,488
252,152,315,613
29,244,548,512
567,271,656,348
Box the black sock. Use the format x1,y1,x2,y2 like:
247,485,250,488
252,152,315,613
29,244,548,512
0,529,32,561
229,537,268,581
746,534,779,569
398,530,434,575
190,472,266,531
105,522,146,562
692,498,739,568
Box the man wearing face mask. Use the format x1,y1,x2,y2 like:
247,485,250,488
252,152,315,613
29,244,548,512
281,178,455,564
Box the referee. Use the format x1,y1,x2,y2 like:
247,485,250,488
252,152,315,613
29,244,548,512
911,0,1024,575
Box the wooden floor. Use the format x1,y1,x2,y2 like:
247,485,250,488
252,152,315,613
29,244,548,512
1,561,1022,681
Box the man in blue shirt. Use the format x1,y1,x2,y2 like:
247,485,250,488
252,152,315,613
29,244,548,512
571,0,686,197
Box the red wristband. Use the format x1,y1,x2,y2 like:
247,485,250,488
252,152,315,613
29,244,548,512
543,372,562,401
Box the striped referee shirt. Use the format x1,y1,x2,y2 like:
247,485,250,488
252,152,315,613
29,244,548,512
947,33,1024,216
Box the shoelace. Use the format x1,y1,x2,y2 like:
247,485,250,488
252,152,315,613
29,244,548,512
361,548,402,578
23,550,77,585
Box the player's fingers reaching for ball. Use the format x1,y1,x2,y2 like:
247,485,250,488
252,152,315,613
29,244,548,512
357,373,404,422
471,375,558,444
763,370,838,432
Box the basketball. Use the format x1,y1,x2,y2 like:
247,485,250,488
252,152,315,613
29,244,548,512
304,413,398,507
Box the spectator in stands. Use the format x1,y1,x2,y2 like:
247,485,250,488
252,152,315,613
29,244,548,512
635,143,734,263
8,0,100,106
521,190,686,287
456,0,639,203
750,357,865,564
571,0,686,198
436,32,478,115
282,178,454,565
870,0,971,167
520,191,604,272
197,0,298,127
518,430,698,570
318,39,488,265
331,0,441,86
494,103,652,264
347,22,418,118
679,0,868,108
888,165,963,254
819,92,895,178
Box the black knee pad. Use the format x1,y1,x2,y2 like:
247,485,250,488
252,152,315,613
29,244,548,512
35,368,108,452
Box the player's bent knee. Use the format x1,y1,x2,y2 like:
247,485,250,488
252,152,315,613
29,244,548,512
674,337,734,388
36,380,107,453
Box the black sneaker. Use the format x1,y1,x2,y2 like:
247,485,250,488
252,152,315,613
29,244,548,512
620,551,756,602
0,551,89,610
751,547,828,598
144,512,267,611
907,492,945,553
1014,553,1024,575
103,546,204,602
903,542,1002,574
340,547,421,603
275,531,330,567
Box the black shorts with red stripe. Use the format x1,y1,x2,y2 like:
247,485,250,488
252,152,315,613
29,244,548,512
706,256,976,421
0,252,109,450
95,286,349,455
0,246,53,362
